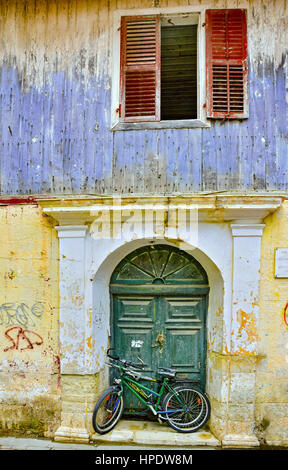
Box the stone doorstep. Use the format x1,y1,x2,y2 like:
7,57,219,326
91,419,221,447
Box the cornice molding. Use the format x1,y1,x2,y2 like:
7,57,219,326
38,194,283,226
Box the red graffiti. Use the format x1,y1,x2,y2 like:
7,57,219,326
284,302,288,327
4,326,43,352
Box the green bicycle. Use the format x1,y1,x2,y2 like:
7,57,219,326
92,349,211,434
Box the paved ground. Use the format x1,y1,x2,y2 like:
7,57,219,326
0,436,195,450
0,419,219,450
0,420,285,452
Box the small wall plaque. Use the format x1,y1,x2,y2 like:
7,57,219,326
275,248,288,278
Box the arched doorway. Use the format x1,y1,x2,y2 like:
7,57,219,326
110,244,209,415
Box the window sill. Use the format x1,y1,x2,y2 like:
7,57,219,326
111,119,211,131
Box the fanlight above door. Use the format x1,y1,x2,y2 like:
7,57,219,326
111,244,208,285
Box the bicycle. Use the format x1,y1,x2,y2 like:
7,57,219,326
92,349,211,434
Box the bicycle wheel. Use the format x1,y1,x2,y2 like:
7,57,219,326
92,386,124,434
162,385,210,433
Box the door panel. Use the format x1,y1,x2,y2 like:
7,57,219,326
113,296,154,373
169,330,200,371
110,244,209,415
112,294,207,414
164,297,206,382
112,296,156,413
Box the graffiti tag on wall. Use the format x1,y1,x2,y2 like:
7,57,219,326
0,302,45,352
0,302,45,328
4,326,43,352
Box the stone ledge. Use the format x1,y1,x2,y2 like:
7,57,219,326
91,419,221,447
54,426,90,443
265,440,288,447
222,433,260,448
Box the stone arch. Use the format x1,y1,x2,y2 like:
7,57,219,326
91,237,225,400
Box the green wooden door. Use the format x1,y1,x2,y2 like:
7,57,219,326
110,245,209,414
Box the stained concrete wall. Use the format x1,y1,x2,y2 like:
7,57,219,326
0,204,60,437
255,200,288,445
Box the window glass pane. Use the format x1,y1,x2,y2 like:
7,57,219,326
161,24,197,120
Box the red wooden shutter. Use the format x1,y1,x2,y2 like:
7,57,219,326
206,9,248,119
120,15,161,122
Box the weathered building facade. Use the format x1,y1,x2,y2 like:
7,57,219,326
0,0,288,447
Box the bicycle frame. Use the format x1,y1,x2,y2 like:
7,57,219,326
119,372,186,416
92,352,211,435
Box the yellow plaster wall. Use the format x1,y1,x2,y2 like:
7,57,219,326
0,204,60,437
256,200,288,444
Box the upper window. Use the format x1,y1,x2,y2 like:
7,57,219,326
115,8,248,126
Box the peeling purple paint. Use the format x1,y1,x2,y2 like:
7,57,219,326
0,57,287,196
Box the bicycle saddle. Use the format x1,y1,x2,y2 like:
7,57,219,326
158,367,177,378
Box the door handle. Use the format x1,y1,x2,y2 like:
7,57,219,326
157,333,165,347
152,332,166,349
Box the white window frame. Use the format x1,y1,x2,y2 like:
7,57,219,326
111,6,210,131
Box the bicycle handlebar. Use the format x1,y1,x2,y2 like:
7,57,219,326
107,348,120,360
106,349,145,370
125,361,143,370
